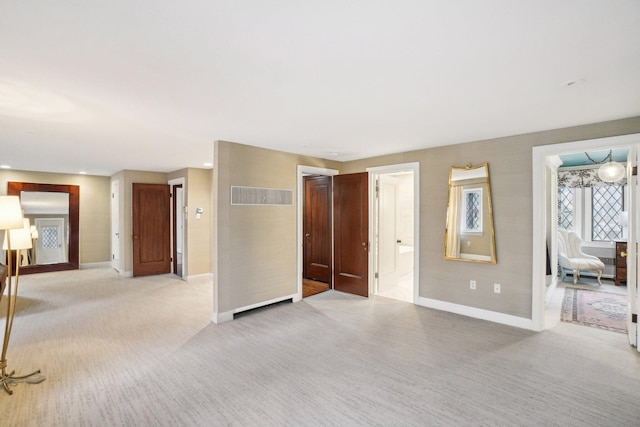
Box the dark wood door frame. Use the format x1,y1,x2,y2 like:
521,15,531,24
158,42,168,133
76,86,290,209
303,175,332,284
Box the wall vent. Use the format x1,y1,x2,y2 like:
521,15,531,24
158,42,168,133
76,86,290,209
231,186,293,206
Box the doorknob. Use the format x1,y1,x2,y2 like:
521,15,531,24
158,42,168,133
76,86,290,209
306,234,310,238
621,251,627,257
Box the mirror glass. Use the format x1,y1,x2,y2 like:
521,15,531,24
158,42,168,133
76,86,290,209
444,163,496,263
21,191,70,265
7,182,79,274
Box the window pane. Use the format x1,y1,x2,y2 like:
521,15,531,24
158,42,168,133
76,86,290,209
592,186,623,241
558,187,574,231
462,188,482,233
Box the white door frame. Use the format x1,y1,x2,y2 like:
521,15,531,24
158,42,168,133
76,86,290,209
169,177,186,279
296,165,339,301
111,179,120,271
532,133,640,346
367,162,420,303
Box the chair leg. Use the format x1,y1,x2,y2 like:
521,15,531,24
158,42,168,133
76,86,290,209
597,270,602,285
573,270,578,285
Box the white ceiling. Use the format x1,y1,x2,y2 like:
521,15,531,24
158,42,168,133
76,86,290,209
1,1,639,176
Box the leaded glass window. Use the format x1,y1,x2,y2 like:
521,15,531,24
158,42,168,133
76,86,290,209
592,186,623,241
41,226,59,249
558,187,574,231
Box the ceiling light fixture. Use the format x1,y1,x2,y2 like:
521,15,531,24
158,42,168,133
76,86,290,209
586,150,625,183
0,165,11,169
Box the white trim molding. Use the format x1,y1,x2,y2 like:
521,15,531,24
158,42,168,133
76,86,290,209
212,293,297,324
417,297,534,330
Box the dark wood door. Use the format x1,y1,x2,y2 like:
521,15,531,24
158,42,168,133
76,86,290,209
132,183,171,277
303,175,332,283
333,172,369,297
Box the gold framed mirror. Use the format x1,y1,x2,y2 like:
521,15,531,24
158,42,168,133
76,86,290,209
444,163,496,263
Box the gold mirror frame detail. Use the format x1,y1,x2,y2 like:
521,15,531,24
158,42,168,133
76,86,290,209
7,182,80,274
444,163,497,264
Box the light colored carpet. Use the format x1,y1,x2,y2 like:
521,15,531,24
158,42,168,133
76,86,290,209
2,268,640,426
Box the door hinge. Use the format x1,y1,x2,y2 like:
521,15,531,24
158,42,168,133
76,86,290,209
374,272,379,279
169,193,172,198
633,166,637,176
633,313,637,324
375,180,380,198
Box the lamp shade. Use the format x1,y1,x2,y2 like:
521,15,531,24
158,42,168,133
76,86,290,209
598,161,626,183
3,219,33,250
0,195,24,229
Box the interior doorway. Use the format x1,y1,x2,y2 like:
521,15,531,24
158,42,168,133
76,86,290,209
297,166,339,300
368,163,419,303
532,134,640,351
302,174,332,297
169,178,185,279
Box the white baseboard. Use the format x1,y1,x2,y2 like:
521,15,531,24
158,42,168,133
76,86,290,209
80,262,112,269
211,293,297,324
211,311,234,324
119,270,133,278
416,297,534,330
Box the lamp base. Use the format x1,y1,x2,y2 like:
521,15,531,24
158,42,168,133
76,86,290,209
1,368,44,395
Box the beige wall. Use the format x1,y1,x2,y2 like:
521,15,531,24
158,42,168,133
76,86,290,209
0,170,111,264
187,168,212,276
342,116,640,318
213,140,341,315
111,168,212,277
212,116,640,322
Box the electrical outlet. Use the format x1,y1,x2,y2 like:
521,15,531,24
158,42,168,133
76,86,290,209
470,280,476,290
494,283,501,294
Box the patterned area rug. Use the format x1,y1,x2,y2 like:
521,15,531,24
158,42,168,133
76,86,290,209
561,288,627,333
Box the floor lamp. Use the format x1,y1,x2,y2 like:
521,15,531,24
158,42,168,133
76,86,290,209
0,196,43,395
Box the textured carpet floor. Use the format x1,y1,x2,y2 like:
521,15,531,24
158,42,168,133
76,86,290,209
561,287,628,333
2,268,640,426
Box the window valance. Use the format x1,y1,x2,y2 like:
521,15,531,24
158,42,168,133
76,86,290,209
558,168,627,188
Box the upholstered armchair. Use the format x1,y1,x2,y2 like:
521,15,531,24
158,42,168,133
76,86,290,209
557,229,605,285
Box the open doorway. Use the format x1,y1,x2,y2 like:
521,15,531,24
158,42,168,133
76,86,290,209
297,166,339,300
368,163,420,304
169,178,185,279
302,174,332,297
532,134,640,350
